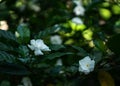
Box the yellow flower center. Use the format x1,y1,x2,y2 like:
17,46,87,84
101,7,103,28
86,64,89,67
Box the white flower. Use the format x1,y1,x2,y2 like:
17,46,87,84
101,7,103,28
28,39,51,55
71,17,83,24
73,5,85,16
50,35,62,45
55,59,63,66
21,77,32,86
79,56,95,74
0,20,9,31
55,59,64,74
15,31,20,38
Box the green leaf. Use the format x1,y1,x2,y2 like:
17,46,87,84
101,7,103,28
0,80,10,86
45,52,73,60
92,50,103,64
16,24,30,44
107,34,120,54
18,45,29,57
37,28,55,38
49,44,65,51
37,25,61,38
0,30,16,41
0,62,30,75
71,45,88,56
0,51,16,63
94,39,106,53
0,42,14,51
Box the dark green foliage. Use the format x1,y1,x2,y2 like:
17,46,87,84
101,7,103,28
45,52,74,60
16,24,30,44
107,34,120,54
0,62,30,75
0,30,16,41
0,0,120,85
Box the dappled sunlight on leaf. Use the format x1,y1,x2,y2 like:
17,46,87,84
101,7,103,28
82,29,93,41
99,8,112,20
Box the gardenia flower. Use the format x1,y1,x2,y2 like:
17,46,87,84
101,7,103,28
73,5,85,16
0,20,9,30
21,77,32,86
50,35,62,45
55,59,63,66
79,56,95,74
28,39,51,55
71,17,83,24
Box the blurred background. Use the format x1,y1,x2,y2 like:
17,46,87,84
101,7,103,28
0,0,120,86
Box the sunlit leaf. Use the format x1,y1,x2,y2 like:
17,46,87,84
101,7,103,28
94,39,106,53
82,29,93,40
99,8,112,20
112,5,120,15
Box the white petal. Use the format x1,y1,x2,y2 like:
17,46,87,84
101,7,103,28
56,59,63,66
89,60,95,71
73,5,85,16
78,66,83,72
28,45,35,50
83,56,91,61
79,56,95,74
79,56,91,70
72,17,83,24
39,44,51,51
50,35,62,45
84,70,90,74
36,39,44,44
22,77,32,86
79,66,90,74
35,39,43,48
30,39,36,46
35,39,51,51
34,49,43,55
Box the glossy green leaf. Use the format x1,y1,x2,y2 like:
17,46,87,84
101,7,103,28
107,34,120,54
71,45,88,56
49,44,65,51
18,45,29,57
0,51,15,63
16,24,30,44
94,39,106,53
45,52,73,60
0,30,16,41
0,42,14,51
0,62,30,75
37,27,59,38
